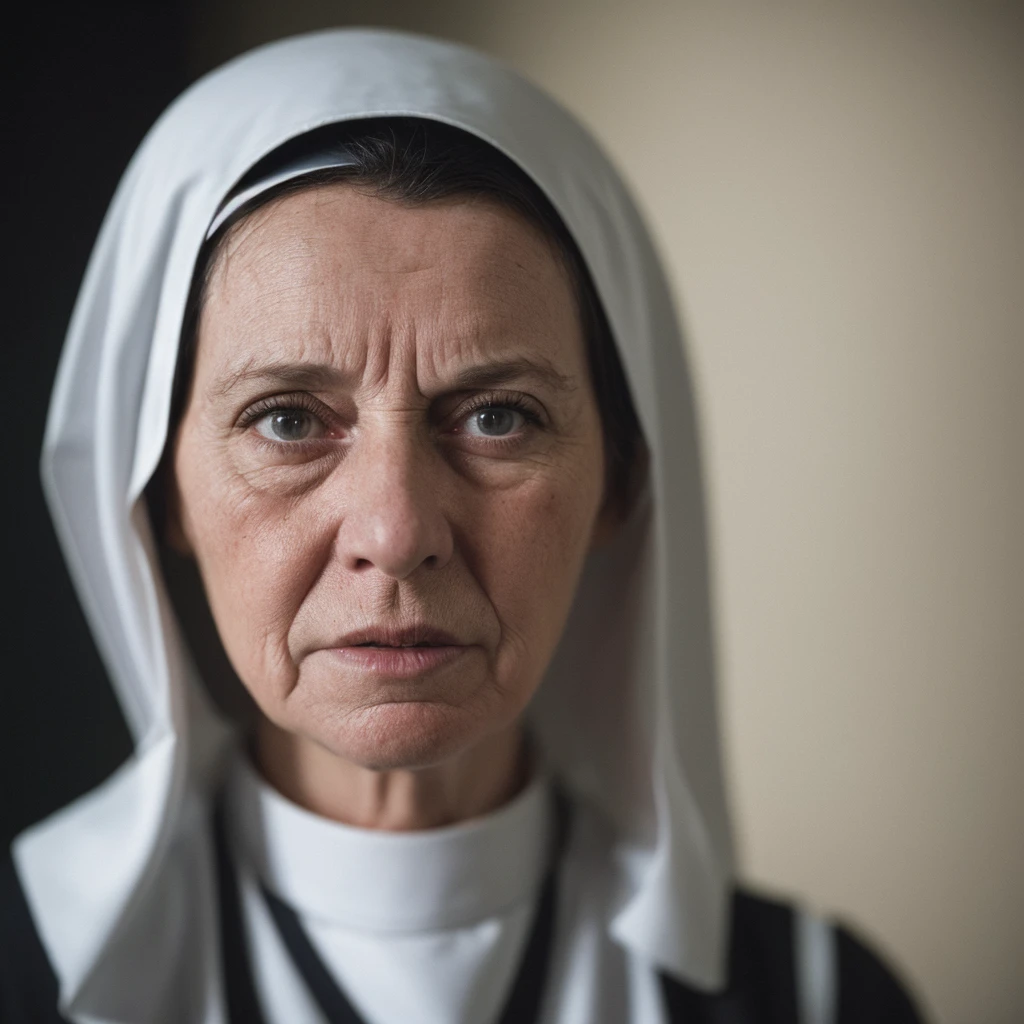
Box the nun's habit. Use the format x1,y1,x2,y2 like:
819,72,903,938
0,28,924,1024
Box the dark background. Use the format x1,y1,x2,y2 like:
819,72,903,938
2,2,190,847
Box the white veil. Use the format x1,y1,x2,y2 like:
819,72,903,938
15,28,734,1021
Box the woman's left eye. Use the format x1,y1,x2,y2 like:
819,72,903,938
253,409,326,442
462,406,526,438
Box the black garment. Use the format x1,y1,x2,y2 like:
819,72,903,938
659,894,924,1024
0,846,924,1024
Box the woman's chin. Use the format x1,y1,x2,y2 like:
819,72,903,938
312,700,484,772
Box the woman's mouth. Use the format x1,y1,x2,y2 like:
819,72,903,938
355,641,444,647
328,643,468,676
328,627,469,676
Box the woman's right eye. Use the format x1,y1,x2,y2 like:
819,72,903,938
253,409,326,442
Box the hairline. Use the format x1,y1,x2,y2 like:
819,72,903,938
199,175,578,321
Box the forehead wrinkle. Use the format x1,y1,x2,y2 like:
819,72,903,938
201,289,578,406
342,297,582,401
205,238,370,353
356,305,412,397
419,287,583,393
204,327,580,406
412,305,580,398
436,255,580,366
208,206,318,305
200,187,584,408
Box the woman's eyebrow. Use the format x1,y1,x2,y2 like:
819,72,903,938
209,361,346,398
208,357,577,398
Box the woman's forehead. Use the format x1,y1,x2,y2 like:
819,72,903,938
196,186,584,392
210,185,568,297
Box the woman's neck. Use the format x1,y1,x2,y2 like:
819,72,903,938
252,718,528,831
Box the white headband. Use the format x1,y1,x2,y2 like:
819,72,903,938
205,146,359,239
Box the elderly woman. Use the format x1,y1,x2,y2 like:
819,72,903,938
1,28,923,1024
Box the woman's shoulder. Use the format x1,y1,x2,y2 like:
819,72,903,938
661,884,927,1024
0,845,72,1023
560,795,926,1021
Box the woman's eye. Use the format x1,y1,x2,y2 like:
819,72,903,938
253,409,325,442
463,406,525,438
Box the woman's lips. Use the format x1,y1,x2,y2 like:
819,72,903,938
327,644,469,677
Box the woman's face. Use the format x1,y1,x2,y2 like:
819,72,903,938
173,186,608,772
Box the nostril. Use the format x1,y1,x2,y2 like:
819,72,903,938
336,502,453,577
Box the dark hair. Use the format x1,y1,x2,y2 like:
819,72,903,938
170,118,646,518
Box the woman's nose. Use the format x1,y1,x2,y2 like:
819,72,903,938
334,429,454,579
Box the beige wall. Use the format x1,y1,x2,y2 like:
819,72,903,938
191,4,1024,1022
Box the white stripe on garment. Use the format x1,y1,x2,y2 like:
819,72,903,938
794,908,837,1024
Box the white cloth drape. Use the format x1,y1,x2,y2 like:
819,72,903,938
15,28,735,1023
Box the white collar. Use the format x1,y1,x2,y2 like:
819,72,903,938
226,753,553,934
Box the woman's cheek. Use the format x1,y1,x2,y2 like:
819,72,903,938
193,491,325,706
485,472,601,684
